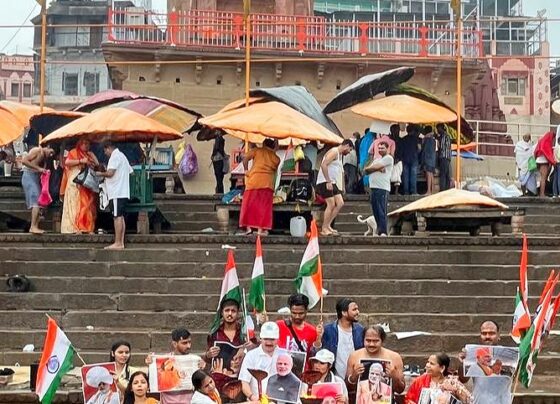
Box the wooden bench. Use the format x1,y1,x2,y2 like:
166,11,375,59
215,202,323,233
391,207,525,236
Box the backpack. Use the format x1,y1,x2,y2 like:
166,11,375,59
180,144,198,177
288,179,314,203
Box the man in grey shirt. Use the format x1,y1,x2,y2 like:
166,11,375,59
364,141,394,236
459,321,512,404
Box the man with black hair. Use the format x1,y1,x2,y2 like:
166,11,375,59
364,142,393,236
95,141,132,250
346,325,405,397
436,123,452,191
276,293,321,357
317,298,364,377
458,320,511,404
146,327,204,404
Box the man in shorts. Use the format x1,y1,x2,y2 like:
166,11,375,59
96,141,133,250
316,139,354,236
21,146,55,234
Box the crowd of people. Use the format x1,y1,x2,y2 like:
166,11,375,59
84,293,511,404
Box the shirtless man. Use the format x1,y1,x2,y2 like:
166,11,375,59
21,146,55,234
346,325,405,400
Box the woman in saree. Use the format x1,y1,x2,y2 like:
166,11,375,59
61,139,99,233
239,138,280,236
405,353,472,404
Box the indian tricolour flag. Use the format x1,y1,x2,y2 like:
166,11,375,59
294,219,323,309
210,249,242,334
36,318,75,404
512,234,531,344
248,235,266,313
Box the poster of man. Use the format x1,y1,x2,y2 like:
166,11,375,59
213,341,244,377
263,352,303,404
418,388,462,404
464,345,519,377
286,349,307,379
148,354,202,392
81,363,119,404
356,359,392,404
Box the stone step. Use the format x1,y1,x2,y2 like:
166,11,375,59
169,220,223,231
4,260,558,281
160,211,218,222
12,275,553,297
2,245,559,265
1,349,558,375
0,292,550,314
1,327,559,354
0,310,535,334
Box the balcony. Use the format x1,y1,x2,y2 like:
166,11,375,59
106,8,483,59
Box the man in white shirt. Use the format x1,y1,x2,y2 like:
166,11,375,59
239,321,281,401
96,141,133,250
364,142,394,236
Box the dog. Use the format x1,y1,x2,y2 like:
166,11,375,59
357,215,377,236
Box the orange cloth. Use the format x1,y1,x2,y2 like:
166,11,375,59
61,145,97,233
208,390,222,404
244,147,280,191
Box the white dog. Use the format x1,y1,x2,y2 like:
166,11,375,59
357,215,377,236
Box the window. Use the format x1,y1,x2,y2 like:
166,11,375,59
62,73,79,96
11,83,19,98
83,72,100,96
501,77,526,96
54,26,90,47
23,83,32,98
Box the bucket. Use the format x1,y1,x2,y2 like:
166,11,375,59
3,162,12,177
290,216,307,237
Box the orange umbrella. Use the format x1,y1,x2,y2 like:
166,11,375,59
199,101,342,145
351,94,457,124
40,107,183,145
0,101,54,126
0,109,25,147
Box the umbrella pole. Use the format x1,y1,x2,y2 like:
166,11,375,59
244,14,251,153
454,5,463,188
39,1,47,113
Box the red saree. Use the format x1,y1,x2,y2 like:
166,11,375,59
405,374,432,404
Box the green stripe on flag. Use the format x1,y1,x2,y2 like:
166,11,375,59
248,274,265,313
518,326,535,388
294,255,319,290
41,346,75,404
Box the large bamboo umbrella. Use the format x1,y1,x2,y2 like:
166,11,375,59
40,108,183,145
199,101,342,145
0,101,54,125
0,109,25,147
351,95,457,124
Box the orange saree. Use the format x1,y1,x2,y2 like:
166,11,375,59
61,148,97,233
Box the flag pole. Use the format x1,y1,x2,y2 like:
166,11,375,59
454,1,462,188
39,0,47,112
242,288,250,342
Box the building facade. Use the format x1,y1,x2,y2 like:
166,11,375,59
0,54,34,104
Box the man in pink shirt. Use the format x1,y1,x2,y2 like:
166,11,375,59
369,134,395,160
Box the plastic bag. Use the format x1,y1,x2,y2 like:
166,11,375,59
180,144,198,177
527,156,537,172
38,170,53,207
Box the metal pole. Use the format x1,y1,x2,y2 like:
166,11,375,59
455,5,462,188
40,1,47,112
244,14,251,153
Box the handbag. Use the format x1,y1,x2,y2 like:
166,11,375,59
74,166,100,193
527,156,537,172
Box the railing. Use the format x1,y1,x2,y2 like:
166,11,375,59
107,8,483,58
469,119,557,157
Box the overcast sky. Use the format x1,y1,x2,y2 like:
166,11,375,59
0,0,557,57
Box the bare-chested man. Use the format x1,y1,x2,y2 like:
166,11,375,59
346,325,405,400
21,146,55,234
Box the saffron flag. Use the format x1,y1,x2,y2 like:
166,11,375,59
36,318,76,404
210,250,242,334
248,235,266,313
294,219,323,309
518,274,558,387
512,234,531,343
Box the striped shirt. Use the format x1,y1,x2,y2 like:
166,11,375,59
439,132,452,160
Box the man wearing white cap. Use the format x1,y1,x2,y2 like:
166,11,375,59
239,321,281,401
307,349,348,403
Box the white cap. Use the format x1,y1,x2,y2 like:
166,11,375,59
86,366,114,387
260,321,280,339
310,349,335,365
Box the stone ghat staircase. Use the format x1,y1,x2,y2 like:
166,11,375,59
1,234,560,395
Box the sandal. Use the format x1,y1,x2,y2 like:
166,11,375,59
320,230,333,237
